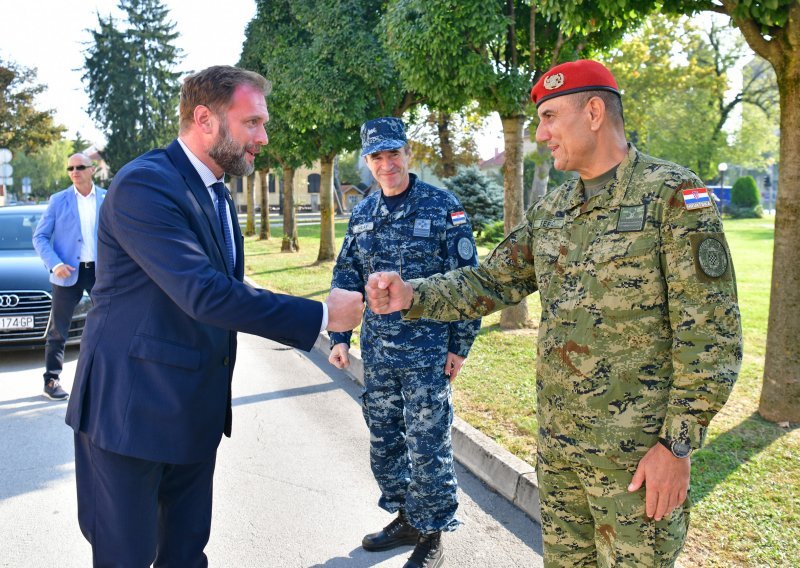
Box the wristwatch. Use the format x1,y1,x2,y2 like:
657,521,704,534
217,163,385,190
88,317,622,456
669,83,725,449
658,437,692,459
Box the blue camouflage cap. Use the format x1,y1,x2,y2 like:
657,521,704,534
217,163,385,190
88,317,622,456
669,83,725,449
360,117,408,157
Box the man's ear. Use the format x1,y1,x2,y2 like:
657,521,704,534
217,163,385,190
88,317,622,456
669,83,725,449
587,97,606,132
193,105,215,134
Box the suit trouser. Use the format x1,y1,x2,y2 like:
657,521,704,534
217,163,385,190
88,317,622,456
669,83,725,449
43,265,95,383
74,431,217,568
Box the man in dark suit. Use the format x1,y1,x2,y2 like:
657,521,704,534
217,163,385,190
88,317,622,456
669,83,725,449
33,153,106,400
65,65,363,567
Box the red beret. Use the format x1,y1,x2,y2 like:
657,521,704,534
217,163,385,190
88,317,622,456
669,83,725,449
530,59,620,107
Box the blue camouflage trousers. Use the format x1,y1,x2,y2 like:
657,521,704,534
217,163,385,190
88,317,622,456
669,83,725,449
361,365,459,534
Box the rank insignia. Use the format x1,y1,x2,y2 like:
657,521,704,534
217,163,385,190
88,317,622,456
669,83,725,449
617,204,646,232
413,218,431,237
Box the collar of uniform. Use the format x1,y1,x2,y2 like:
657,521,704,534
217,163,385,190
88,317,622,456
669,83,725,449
370,173,420,219
575,143,638,216
608,143,640,207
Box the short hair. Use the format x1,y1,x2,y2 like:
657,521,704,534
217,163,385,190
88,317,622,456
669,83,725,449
179,66,272,132
573,90,625,127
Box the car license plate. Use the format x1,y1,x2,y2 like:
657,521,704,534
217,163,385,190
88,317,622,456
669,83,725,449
0,315,35,330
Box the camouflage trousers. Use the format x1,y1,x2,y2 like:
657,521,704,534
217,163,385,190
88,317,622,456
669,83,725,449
537,451,689,567
361,365,459,534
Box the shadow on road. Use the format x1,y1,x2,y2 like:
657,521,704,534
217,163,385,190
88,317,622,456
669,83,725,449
308,545,410,568
232,382,341,407
300,346,544,559
0,393,74,501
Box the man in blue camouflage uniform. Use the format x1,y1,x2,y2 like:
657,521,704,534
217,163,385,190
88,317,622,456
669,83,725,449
366,61,743,567
328,117,480,568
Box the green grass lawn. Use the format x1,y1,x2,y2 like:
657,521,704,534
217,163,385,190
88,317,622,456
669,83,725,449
244,216,798,567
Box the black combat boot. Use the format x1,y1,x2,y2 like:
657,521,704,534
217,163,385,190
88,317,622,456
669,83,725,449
362,510,420,551
403,531,443,568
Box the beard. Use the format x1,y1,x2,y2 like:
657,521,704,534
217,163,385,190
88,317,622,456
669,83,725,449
208,119,256,176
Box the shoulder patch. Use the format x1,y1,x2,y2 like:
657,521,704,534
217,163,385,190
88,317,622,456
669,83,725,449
682,187,712,210
450,210,467,226
457,237,474,260
697,237,728,277
689,234,730,282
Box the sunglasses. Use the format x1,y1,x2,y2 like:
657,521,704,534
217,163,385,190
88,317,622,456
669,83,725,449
67,165,92,172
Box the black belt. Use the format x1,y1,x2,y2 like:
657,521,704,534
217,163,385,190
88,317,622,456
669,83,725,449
80,262,95,269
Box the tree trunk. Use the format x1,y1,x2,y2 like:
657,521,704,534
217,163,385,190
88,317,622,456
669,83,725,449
436,112,457,179
281,166,299,252
317,155,337,262
499,113,530,329
259,169,270,240
245,172,256,236
532,142,551,203
759,59,800,422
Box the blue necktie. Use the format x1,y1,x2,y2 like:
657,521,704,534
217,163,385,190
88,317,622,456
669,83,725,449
211,182,235,273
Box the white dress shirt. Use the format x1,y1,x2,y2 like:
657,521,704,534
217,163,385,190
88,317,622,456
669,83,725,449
75,185,98,262
176,138,328,331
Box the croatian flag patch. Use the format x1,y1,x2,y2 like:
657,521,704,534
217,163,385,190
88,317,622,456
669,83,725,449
450,211,467,226
682,188,712,210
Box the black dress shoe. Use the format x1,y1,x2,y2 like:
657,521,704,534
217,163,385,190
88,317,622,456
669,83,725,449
362,511,420,551
403,532,443,568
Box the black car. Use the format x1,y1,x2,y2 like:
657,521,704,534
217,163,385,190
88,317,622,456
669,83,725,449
0,204,91,350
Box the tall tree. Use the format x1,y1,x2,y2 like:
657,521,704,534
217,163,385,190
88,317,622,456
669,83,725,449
0,58,64,153
83,0,182,173
242,0,418,262
239,0,310,254
603,15,726,178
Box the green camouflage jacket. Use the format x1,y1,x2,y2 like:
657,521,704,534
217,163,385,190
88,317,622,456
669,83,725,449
405,145,743,468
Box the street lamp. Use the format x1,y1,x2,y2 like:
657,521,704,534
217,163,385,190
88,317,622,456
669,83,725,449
718,162,728,194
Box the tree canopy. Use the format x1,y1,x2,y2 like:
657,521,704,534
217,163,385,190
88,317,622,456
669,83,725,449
83,0,182,174
0,59,65,153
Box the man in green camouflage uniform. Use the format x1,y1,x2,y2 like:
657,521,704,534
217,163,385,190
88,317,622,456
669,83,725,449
365,60,743,567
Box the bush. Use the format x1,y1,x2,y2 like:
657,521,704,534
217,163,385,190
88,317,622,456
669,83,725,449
476,220,506,246
443,166,503,234
726,203,764,219
727,176,763,218
731,175,760,208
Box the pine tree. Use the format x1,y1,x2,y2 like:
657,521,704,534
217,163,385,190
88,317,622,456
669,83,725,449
443,166,504,235
83,0,182,174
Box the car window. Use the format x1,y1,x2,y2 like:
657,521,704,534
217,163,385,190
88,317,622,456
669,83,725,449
0,213,42,250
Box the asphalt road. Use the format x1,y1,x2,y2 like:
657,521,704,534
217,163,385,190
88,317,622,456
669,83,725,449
0,333,543,567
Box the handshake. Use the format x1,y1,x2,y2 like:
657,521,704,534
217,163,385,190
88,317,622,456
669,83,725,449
324,272,414,331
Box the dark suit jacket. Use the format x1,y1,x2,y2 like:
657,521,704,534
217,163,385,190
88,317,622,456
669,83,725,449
66,140,322,464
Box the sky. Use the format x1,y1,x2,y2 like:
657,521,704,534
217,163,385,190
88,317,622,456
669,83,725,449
1,0,506,160
1,0,258,147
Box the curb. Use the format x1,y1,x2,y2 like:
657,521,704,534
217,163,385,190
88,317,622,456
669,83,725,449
243,277,540,524
312,332,542,525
